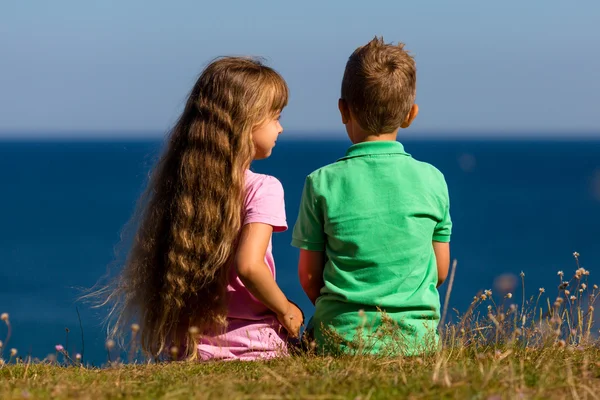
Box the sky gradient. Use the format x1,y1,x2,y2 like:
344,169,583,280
1,0,599,138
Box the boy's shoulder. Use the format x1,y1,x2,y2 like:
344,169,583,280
305,159,344,179
409,157,448,182
306,153,447,188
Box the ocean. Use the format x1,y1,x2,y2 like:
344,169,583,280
1,137,599,365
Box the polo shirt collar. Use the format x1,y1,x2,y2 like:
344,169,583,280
338,140,410,161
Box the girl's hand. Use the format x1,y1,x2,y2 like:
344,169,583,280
277,301,304,338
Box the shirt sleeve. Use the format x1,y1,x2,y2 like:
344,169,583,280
291,176,325,251
433,179,452,242
244,176,287,232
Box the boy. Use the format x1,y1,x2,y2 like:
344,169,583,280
292,37,452,355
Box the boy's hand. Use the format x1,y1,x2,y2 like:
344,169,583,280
277,301,304,338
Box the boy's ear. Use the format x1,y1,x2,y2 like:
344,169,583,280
400,104,419,129
338,99,351,124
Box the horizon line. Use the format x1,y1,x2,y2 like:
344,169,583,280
1,133,600,143
0,128,599,140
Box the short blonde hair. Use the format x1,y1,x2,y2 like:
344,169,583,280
341,37,416,134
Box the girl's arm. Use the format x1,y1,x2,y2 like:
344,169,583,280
235,222,303,336
298,249,325,305
433,241,450,288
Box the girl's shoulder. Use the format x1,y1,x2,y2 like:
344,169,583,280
243,170,287,230
245,170,284,196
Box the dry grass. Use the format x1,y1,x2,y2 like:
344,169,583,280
1,349,600,399
1,254,599,399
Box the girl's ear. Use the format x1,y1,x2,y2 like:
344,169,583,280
338,99,351,125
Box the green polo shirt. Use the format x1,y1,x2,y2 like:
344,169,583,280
292,140,451,356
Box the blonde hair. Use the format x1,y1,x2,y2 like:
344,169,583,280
98,57,288,360
341,36,416,134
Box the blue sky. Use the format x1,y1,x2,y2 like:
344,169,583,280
1,0,599,138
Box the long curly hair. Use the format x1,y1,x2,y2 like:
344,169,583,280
98,57,288,359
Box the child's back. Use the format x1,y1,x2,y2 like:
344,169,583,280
198,170,289,360
293,38,452,355
294,142,450,354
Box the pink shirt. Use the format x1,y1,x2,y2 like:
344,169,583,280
197,170,289,361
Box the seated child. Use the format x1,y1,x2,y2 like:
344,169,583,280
102,57,303,361
292,37,452,356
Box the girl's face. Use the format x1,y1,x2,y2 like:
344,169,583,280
252,114,283,160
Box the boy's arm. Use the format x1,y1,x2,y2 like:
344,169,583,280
433,241,450,287
291,175,326,303
298,249,325,305
433,176,452,288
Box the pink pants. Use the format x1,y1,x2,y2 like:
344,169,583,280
197,317,289,361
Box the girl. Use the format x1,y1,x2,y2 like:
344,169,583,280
102,57,303,361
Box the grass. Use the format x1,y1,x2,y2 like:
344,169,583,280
1,254,600,399
1,349,600,399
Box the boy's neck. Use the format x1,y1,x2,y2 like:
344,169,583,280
352,131,398,144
